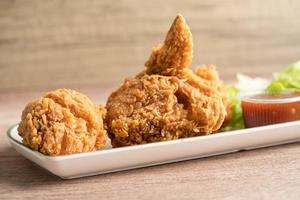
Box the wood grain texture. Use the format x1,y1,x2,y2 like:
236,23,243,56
0,89,300,200
1,0,300,91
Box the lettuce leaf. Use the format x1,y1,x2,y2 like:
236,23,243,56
222,85,244,131
266,61,300,93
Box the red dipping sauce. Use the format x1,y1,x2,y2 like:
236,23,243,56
241,92,300,128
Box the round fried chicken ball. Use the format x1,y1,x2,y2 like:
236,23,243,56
18,89,107,156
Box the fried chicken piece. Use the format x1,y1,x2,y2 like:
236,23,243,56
106,75,224,147
18,89,107,156
107,75,183,146
144,14,231,126
106,14,231,147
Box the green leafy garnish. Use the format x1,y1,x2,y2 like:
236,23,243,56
222,85,244,131
266,61,300,93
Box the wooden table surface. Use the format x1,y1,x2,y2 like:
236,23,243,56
1,0,300,91
1,0,300,199
0,88,300,200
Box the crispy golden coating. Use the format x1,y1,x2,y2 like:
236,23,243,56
192,65,232,126
18,89,107,156
144,14,231,127
106,14,231,147
107,75,183,146
145,15,193,76
178,68,227,131
106,75,224,147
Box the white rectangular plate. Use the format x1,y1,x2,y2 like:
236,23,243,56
7,121,300,179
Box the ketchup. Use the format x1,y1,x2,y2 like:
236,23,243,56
241,92,300,128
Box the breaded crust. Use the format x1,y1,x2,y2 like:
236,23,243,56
145,15,193,76
106,14,232,147
106,75,216,147
18,89,107,156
